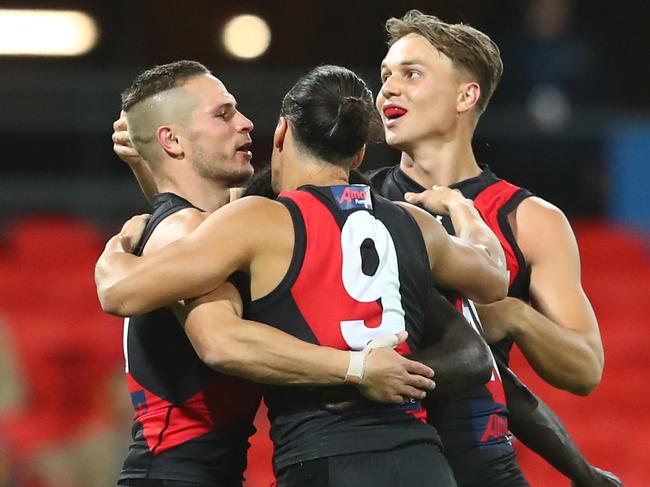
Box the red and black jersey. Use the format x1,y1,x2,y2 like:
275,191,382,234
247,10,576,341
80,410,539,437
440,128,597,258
456,169,532,363
367,165,532,454
119,192,262,486
368,165,533,363
250,185,443,472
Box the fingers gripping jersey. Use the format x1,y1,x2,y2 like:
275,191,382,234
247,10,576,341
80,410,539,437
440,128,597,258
120,193,261,485
251,185,442,472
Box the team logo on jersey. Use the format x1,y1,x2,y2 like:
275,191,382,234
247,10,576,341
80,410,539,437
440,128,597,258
330,185,372,210
130,389,147,412
480,412,510,443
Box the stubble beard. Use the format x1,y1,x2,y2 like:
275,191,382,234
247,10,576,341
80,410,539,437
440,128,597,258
193,149,253,188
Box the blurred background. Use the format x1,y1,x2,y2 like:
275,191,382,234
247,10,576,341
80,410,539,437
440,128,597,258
0,0,648,485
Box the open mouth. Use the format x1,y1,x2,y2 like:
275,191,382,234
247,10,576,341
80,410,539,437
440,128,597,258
236,141,253,155
383,105,407,121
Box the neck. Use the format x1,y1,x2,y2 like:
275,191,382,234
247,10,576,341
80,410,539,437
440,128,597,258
399,128,482,188
155,166,230,213
285,159,350,191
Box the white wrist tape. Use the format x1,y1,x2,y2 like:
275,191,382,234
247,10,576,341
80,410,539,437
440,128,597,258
345,351,367,384
344,333,401,384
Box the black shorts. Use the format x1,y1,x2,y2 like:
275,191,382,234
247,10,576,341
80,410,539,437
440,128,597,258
446,442,530,487
276,443,457,487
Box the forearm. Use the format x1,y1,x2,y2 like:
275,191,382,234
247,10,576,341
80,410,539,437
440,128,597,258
97,204,258,317
411,320,492,397
112,111,159,202
183,290,434,404
510,303,602,395
192,318,349,385
502,364,596,484
96,234,219,316
95,237,142,315
448,199,506,273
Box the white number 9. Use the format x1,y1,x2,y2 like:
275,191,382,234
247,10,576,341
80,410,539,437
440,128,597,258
339,211,406,350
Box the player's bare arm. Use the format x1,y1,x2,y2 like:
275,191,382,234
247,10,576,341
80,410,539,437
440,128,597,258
502,365,622,486
117,201,436,404
96,195,289,316
478,197,604,395
112,111,158,203
182,285,435,404
406,186,506,262
397,199,508,304
409,288,492,397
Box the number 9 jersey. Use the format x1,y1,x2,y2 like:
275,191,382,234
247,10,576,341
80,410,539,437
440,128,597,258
251,184,446,473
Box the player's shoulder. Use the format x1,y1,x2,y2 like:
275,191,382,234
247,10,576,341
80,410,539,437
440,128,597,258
164,206,208,232
394,201,446,247
515,196,576,262
225,194,286,215
394,199,436,222
205,195,291,236
143,207,206,253
516,196,570,229
394,200,458,272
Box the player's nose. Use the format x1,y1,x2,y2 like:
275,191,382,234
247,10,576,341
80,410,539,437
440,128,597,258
380,74,400,99
237,111,254,133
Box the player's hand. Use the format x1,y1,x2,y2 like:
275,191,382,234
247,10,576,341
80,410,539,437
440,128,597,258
116,214,150,254
572,467,624,487
112,110,144,167
359,335,435,404
404,185,471,216
95,213,150,315
475,298,521,344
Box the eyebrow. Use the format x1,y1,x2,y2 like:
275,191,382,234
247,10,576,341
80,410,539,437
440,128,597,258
380,60,426,70
211,100,237,112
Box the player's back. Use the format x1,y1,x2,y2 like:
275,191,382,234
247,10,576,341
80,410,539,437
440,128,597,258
120,192,261,487
250,184,442,472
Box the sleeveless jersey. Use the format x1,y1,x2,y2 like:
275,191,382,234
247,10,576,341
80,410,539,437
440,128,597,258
119,192,262,486
250,185,444,472
368,166,532,454
369,165,533,359
454,169,533,363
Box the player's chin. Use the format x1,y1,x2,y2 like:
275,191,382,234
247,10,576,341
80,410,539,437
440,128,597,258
227,162,254,186
384,131,407,151
232,150,254,169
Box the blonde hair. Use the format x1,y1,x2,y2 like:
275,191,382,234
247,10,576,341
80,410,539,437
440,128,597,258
386,10,503,114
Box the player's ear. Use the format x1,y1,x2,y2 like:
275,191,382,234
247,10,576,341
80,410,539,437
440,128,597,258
351,144,366,170
456,81,480,114
273,116,288,151
156,125,184,158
